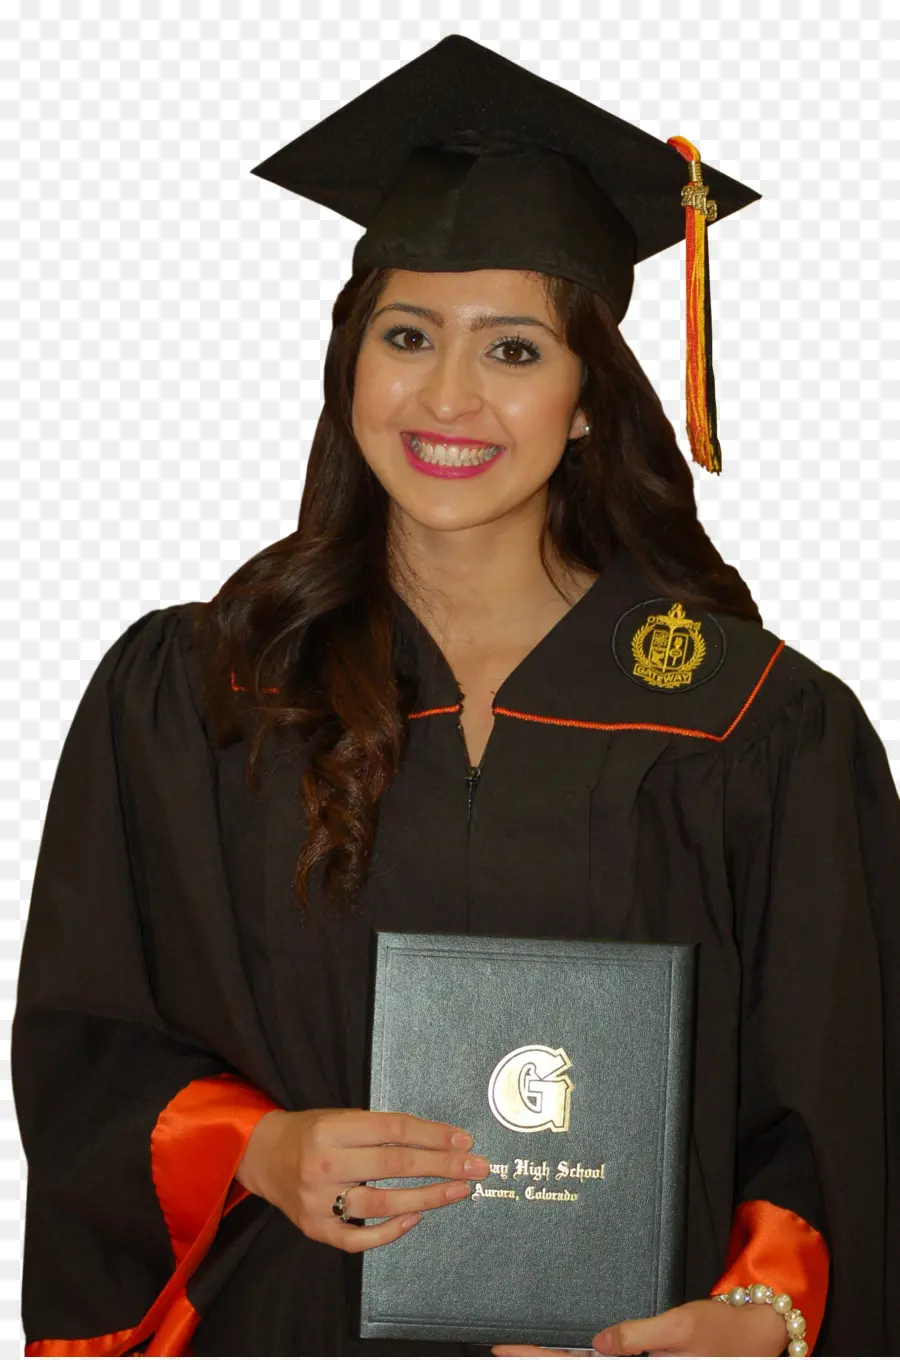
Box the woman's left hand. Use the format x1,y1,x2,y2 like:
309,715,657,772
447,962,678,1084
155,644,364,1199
490,1296,790,1356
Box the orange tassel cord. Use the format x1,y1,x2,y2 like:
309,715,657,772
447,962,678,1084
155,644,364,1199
667,135,722,475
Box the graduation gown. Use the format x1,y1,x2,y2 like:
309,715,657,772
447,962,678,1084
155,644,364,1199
12,544,899,1357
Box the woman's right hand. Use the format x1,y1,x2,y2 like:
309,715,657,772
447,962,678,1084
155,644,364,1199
234,1107,491,1252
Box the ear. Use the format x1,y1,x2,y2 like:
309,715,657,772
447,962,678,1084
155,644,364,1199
568,410,591,441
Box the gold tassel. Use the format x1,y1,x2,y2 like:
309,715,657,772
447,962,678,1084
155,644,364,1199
667,135,721,475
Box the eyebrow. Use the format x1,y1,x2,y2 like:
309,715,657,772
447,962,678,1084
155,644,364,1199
370,301,560,340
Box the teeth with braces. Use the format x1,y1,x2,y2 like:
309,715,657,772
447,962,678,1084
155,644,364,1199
408,434,501,467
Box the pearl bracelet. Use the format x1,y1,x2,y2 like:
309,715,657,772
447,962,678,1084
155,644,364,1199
712,1282,809,1357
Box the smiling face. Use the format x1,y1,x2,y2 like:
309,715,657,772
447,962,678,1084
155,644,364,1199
351,268,588,548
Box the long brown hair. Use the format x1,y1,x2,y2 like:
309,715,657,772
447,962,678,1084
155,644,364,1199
191,265,762,913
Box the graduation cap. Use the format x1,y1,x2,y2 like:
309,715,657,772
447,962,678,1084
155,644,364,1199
250,34,762,475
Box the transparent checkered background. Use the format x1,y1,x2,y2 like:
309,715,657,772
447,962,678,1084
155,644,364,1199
4,5,898,1354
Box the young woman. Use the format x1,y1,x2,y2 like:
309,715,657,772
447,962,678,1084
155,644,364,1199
13,35,899,1360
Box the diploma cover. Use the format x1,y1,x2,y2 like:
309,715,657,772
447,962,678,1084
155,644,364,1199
359,930,697,1348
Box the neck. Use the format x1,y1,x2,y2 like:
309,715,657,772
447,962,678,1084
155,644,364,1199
388,500,598,649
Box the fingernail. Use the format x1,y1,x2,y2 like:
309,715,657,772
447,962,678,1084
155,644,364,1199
399,1212,422,1228
452,1129,473,1148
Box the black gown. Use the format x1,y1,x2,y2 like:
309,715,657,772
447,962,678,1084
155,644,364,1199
12,544,900,1356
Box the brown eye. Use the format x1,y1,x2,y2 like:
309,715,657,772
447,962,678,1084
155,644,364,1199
492,337,541,368
381,325,430,352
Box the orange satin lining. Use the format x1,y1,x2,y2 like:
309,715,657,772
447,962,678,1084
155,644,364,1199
25,1074,282,1357
141,1289,200,1357
709,1198,830,1355
25,1326,138,1357
149,1072,281,1268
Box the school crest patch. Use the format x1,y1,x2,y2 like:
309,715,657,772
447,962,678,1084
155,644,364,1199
612,597,726,693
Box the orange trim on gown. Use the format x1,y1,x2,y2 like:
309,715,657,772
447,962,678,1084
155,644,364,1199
709,1198,831,1355
24,1074,282,1357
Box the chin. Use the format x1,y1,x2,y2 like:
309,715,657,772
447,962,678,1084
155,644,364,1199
392,494,506,535
406,506,499,533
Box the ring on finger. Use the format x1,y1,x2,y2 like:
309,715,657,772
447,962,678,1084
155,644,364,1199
331,1187,365,1224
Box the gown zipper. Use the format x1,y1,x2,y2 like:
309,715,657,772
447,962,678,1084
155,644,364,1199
465,758,482,824
457,710,490,826
457,696,493,933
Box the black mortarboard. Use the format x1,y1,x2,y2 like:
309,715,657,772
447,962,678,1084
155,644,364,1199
250,34,762,474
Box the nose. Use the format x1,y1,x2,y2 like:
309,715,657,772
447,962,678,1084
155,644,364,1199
419,344,485,424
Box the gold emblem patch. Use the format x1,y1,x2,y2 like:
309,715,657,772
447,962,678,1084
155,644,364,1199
612,596,726,693
631,601,705,691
